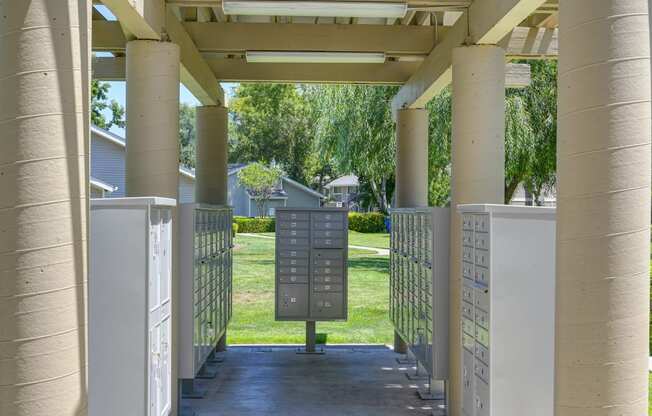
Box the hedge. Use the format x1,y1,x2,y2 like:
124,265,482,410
348,212,386,233
233,216,275,233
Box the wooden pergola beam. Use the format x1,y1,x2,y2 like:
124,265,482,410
391,0,548,113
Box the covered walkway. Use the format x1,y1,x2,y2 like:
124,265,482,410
183,346,443,416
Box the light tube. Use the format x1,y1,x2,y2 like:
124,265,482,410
245,51,386,64
223,1,408,18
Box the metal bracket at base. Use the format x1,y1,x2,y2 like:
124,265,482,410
195,365,218,380
180,379,206,400
296,347,325,355
417,389,445,401
406,372,428,381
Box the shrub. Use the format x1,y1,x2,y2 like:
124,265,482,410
234,216,275,233
348,212,386,233
232,222,239,237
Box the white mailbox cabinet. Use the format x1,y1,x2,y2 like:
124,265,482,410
457,204,555,416
179,203,233,381
389,207,450,380
90,197,175,416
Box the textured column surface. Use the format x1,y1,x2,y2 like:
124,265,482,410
195,106,228,205
126,40,181,415
449,45,505,416
395,108,429,207
0,1,91,415
555,1,651,415
126,40,180,198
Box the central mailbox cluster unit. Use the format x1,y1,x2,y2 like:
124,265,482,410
90,197,175,416
179,204,234,389
458,204,555,416
275,207,348,321
389,207,450,380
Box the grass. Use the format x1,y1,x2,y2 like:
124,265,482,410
229,233,393,345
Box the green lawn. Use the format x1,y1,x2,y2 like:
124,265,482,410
258,231,389,249
229,233,393,344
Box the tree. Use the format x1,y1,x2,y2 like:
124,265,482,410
230,84,314,184
520,60,558,205
426,87,453,207
91,80,125,130
311,85,398,213
237,162,282,217
504,93,535,203
179,103,196,167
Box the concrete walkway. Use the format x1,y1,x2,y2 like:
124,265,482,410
239,233,390,256
182,345,443,416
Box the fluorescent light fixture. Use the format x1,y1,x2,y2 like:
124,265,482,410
246,51,386,64
223,1,408,18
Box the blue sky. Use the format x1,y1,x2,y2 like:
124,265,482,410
94,4,238,136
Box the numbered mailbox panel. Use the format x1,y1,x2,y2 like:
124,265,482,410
457,204,555,416
275,208,348,321
179,203,233,380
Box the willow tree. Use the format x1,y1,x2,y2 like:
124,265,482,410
311,85,398,213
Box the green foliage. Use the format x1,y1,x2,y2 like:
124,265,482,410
232,222,239,237
233,216,276,233
310,85,398,213
230,84,314,184
504,94,535,203
426,88,453,207
91,80,125,130
179,103,196,168
348,212,387,233
236,163,282,217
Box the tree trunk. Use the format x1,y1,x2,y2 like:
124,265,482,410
504,178,521,204
369,180,385,212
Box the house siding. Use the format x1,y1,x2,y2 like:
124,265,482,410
283,179,321,208
91,131,126,197
178,175,195,203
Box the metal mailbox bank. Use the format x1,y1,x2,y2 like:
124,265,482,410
179,204,234,395
90,197,175,416
390,207,450,381
457,204,555,416
275,207,348,321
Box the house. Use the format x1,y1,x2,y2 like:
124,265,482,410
227,164,324,217
90,125,323,215
324,175,359,209
510,183,556,206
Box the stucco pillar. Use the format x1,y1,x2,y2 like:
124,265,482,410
395,108,429,207
0,1,91,415
126,40,181,415
195,106,228,205
555,1,651,415
449,45,505,416
126,40,180,198
393,108,429,354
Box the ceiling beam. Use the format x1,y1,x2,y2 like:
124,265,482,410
93,57,530,88
93,21,442,55
165,8,225,105
100,0,164,40
391,0,548,112
502,27,558,58
183,22,442,55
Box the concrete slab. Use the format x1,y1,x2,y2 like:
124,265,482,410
183,345,444,416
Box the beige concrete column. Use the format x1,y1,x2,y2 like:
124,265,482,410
395,108,429,207
126,40,180,198
393,108,429,354
0,1,91,415
126,40,181,415
449,45,505,416
555,1,651,415
195,106,228,205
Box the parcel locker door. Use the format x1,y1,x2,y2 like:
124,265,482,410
277,284,309,319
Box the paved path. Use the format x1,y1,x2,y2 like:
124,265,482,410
239,233,390,256
181,345,442,416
